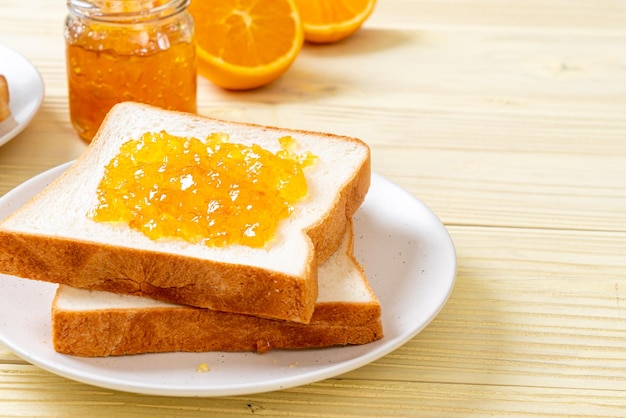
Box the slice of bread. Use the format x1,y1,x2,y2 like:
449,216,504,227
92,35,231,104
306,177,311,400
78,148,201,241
52,227,383,356
0,74,17,134
0,75,11,122
0,102,370,323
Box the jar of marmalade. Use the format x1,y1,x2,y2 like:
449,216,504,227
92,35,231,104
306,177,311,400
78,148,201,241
65,0,197,143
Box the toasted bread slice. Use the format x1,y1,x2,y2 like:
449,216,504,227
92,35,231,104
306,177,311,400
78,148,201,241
0,75,10,122
0,102,370,323
0,74,17,134
52,227,383,356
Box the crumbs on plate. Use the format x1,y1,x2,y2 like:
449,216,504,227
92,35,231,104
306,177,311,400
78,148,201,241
196,363,211,373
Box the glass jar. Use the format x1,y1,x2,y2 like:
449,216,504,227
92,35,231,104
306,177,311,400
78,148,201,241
65,0,197,143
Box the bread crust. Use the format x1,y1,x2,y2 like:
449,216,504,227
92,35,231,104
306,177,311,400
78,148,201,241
51,295,383,356
307,152,371,263
0,231,317,323
0,102,371,324
0,75,10,122
0,74,17,134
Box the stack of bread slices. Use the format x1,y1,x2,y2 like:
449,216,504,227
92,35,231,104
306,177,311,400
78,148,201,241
0,102,382,357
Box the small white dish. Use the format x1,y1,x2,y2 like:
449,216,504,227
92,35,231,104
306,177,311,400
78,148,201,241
0,163,456,397
0,44,45,147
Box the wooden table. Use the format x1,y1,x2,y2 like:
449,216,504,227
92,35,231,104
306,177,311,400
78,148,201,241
1,0,625,416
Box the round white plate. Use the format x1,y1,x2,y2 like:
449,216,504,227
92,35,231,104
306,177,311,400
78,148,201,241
0,44,45,147
0,163,456,397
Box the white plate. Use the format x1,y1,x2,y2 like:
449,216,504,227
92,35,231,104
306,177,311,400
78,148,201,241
0,163,456,397
0,45,45,147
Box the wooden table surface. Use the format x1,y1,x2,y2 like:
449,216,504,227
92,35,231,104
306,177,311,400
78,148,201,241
1,0,626,416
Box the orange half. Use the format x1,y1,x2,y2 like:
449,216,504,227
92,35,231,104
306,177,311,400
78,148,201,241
294,0,376,44
190,0,304,90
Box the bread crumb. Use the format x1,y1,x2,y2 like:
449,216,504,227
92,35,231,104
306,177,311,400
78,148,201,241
288,362,298,368
196,363,211,373
256,340,272,353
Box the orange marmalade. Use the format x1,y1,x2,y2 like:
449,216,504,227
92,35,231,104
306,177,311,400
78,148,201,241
89,131,316,248
65,0,196,143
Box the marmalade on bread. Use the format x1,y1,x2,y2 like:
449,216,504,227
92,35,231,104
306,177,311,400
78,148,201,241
89,131,316,247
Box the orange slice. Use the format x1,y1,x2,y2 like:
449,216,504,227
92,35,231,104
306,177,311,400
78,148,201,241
294,0,376,44
189,0,304,90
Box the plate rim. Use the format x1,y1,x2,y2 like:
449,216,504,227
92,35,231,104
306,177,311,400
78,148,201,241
0,162,457,397
0,44,45,147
